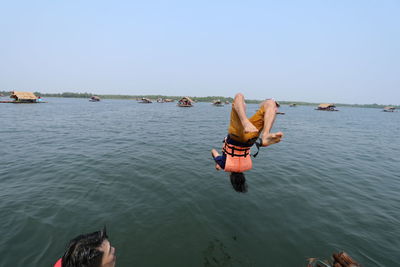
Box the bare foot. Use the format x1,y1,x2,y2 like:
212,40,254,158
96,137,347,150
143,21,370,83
243,121,259,133
261,132,283,147
211,149,222,171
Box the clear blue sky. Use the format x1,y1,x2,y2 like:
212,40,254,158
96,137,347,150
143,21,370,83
1,0,399,104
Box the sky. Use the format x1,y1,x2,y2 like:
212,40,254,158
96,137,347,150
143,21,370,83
1,0,399,104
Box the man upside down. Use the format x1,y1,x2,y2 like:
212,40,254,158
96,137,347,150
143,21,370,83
211,93,283,191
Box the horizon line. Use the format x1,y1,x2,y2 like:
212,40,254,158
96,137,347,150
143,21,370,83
1,90,399,107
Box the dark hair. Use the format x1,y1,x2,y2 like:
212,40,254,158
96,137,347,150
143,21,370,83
62,227,108,267
230,172,247,193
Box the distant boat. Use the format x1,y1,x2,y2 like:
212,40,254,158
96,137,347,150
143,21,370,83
212,99,224,107
383,106,396,112
89,96,100,102
316,103,338,111
164,98,174,102
0,91,48,104
225,100,230,104
139,98,152,103
289,103,297,107
177,97,193,107
10,91,43,103
156,98,165,103
276,112,285,115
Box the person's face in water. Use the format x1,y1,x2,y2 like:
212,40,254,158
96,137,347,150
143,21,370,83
99,239,116,267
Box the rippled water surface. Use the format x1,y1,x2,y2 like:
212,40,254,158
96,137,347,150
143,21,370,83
1,98,399,267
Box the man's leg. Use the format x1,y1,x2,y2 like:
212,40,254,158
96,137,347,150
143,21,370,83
259,99,283,146
232,93,258,133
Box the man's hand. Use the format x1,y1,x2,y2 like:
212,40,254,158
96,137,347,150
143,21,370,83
211,149,222,171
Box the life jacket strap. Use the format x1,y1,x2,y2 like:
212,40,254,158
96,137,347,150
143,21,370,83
223,139,251,157
252,138,263,158
222,136,264,158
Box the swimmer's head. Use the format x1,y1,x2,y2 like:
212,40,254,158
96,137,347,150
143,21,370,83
61,227,116,267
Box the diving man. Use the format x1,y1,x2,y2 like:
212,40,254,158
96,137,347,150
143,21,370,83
211,93,283,190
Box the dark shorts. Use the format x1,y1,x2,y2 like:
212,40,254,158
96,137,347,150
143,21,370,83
213,154,226,169
228,98,279,143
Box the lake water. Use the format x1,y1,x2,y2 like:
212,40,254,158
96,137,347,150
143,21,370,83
1,98,399,267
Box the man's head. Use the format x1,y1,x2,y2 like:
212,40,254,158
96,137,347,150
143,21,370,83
62,227,116,267
230,172,247,193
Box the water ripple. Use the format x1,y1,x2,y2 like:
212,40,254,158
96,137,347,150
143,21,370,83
1,101,399,266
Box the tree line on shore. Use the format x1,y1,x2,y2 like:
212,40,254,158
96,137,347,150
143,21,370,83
0,90,398,108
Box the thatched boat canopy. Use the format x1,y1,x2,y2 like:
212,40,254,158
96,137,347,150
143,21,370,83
10,91,37,101
179,97,193,103
91,96,100,101
177,96,193,107
318,103,335,108
384,106,395,110
139,97,152,103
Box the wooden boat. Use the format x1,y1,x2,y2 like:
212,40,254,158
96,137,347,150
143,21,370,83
139,98,152,103
212,99,224,106
316,103,338,111
383,106,395,112
177,97,193,107
289,103,297,107
0,91,46,104
89,96,100,102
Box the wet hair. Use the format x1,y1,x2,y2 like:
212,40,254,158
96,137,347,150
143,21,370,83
62,227,108,267
230,172,247,193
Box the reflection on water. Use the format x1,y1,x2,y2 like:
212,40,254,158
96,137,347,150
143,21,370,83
203,239,232,267
1,99,399,266
203,239,251,267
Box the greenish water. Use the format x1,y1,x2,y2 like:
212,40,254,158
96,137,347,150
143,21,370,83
1,98,399,267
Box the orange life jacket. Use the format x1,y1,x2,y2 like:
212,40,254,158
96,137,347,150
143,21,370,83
54,258,62,267
222,138,253,172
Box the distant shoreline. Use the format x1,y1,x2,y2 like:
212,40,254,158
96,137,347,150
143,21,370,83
0,91,398,108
